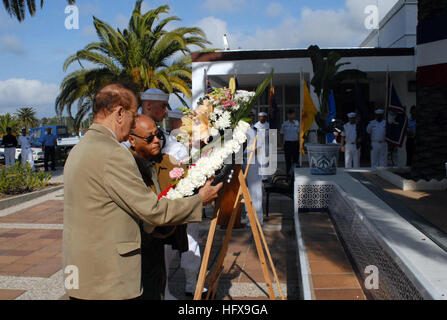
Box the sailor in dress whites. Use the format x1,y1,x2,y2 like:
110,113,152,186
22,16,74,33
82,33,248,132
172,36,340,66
341,113,360,168
243,115,264,226
18,128,35,170
253,112,270,181
367,109,387,169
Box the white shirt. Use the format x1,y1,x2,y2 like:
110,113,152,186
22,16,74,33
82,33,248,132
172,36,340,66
341,123,357,144
162,128,189,163
18,135,32,149
367,120,386,142
253,121,270,131
280,120,300,142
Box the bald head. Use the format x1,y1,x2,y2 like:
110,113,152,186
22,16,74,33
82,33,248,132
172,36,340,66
132,115,156,137
129,115,163,160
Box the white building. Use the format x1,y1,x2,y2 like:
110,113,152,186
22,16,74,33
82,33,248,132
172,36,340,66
191,0,418,164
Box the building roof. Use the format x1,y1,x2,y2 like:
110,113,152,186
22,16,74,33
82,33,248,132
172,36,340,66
192,47,415,63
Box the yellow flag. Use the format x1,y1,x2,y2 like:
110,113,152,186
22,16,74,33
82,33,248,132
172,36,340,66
229,77,236,95
300,80,318,155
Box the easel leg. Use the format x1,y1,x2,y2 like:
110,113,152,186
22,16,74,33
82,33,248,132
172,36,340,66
239,172,276,300
206,189,243,299
194,206,220,300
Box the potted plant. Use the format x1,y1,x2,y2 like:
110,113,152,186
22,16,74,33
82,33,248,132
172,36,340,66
305,45,367,175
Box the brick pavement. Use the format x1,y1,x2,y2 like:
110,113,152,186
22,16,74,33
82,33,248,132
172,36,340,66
0,189,300,300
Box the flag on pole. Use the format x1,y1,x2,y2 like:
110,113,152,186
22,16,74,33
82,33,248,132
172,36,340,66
300,80,318,155
268,83,279,129
385,74,408,147
326,91,336,143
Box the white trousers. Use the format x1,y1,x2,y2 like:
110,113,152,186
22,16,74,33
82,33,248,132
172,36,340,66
5,148,16,168
371,142,387,169
180,222,202,293
344,144,360,169
244,162,263,224
21,148,34,169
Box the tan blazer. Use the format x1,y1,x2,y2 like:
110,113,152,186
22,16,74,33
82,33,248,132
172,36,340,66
63,124,202,300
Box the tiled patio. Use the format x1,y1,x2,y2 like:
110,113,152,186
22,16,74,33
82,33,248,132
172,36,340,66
0,189,300,300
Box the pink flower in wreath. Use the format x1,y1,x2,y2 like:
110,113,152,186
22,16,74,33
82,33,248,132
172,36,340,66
169,167,185,180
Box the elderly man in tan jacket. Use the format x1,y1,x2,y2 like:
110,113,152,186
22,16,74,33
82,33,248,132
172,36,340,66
63,83,222,300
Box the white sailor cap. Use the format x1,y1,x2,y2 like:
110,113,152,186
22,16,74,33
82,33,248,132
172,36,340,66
375,109,385,115
258,112,268,117
167,108,184,119
141,88,170,102
347,112,357,118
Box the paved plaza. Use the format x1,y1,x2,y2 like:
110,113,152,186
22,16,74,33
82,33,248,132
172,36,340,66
0,188,300,300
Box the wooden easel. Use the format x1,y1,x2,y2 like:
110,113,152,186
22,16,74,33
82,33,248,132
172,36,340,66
194,137,285,300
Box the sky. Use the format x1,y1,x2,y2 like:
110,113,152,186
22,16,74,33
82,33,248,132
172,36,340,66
0,0,399,118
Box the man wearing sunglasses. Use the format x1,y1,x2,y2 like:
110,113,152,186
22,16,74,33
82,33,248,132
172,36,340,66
129,114,188,300
63,83,223,300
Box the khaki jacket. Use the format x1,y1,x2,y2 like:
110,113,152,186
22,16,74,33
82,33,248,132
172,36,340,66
63,124,202,300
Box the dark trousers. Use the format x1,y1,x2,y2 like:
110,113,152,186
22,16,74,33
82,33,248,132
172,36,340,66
140,233,166,300
284,141,299,175
44,146,56,171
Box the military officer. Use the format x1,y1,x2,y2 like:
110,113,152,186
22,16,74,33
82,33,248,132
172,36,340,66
367,109,387,169
341,113,360,168
253,112,270,181
280,110,300,176
18,128,35,170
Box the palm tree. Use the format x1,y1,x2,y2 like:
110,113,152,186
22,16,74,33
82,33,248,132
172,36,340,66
0,113,19,136
411,1,447,180
56,0,210,134
15,107,38,132
2,0,75,22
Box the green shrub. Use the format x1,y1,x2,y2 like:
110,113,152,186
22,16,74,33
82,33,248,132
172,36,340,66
0,163,51,195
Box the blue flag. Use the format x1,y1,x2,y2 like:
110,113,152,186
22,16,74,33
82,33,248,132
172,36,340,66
326,91,337,143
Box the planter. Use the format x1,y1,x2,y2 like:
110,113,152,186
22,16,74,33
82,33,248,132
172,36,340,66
305,143,341,175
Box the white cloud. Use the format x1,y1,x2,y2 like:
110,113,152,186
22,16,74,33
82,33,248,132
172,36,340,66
197,0,400,50
0,35,26,54
0,79,59,117
203,0,247,13
266,2,284,17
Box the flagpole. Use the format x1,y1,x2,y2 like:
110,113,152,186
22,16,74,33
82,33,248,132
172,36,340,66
299,69,304,167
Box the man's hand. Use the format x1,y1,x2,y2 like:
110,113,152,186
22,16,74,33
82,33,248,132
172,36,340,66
341,145,345,153
198,179,223,205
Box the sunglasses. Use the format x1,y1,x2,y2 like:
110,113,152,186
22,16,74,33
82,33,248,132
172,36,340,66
131,130,165,143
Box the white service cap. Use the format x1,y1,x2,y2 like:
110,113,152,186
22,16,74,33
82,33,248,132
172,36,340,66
347,112,357,118
258,112,267,117
167,108,184,119
375,109,385,115
141,88,169,102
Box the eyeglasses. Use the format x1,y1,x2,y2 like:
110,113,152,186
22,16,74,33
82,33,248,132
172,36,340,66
131,130,165,143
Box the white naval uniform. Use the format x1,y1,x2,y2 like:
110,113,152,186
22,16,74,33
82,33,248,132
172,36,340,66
243,127,264,225
18,135,35,170
341,123,360,168
367,120,387,168
161,130,201,297
253,121,270,179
